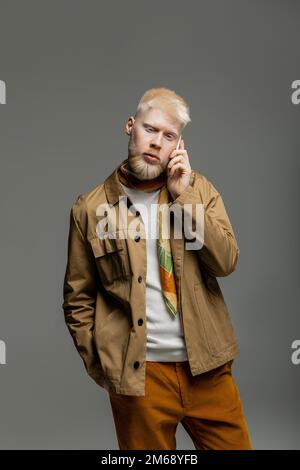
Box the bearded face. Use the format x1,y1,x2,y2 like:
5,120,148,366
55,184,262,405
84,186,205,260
126,107,182,181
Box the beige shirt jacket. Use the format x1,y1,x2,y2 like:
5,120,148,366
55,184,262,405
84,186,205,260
62,160,241,396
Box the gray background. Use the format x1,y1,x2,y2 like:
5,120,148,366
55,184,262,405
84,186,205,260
0,0,299,449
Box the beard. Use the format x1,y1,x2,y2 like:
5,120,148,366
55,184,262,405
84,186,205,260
127,134,167,181
127,154,167,180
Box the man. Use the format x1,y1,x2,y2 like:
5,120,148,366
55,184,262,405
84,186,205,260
62,87,252,450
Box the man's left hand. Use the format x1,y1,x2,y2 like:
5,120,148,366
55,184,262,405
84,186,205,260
167,138,192,200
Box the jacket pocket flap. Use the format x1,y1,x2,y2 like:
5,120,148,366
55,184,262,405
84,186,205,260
89,236,123,257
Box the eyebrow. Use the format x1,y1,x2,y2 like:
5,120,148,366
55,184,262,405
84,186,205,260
143,122,179,138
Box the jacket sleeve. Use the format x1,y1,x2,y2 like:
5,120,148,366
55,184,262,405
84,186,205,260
62,195,105,386
170,173,240,277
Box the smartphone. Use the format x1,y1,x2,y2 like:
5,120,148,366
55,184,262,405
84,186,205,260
176,135,182,151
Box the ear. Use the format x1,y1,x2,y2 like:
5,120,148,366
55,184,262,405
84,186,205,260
125,116,135,135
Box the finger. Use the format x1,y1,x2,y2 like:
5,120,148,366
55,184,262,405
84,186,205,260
169,162,185,177
167,155,185,169
169,163,185,177
169,149,187,160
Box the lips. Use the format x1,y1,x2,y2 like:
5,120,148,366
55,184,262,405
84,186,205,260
144,153,159,160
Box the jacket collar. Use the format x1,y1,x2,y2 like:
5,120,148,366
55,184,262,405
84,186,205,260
104,158,129,207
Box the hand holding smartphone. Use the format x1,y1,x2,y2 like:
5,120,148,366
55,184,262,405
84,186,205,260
167,134,183,177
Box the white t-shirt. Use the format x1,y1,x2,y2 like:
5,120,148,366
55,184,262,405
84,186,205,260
120,182,188,362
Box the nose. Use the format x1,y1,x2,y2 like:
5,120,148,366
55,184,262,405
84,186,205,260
150,133,163,149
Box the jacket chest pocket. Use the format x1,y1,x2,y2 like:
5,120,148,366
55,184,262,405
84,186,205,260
89,235,131,285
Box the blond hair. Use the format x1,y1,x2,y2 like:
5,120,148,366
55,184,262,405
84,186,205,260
134,87,191,130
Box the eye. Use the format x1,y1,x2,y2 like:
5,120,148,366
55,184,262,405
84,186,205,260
166,135,174,140
146,127,154,132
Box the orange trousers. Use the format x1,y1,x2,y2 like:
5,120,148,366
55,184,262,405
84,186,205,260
108,360,252,450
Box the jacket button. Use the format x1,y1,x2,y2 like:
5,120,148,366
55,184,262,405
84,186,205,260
138,318,143,326
133,361,140,369
134,235,141,242
138,275,142,283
